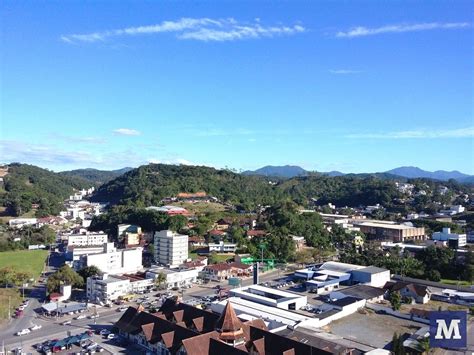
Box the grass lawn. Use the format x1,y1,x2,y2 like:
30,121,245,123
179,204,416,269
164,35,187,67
440,279,472,287
0,288,22,322
189,249,234,263
174,201,227,215
0,249,48,281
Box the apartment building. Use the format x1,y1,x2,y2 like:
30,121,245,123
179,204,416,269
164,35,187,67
154,230,188,268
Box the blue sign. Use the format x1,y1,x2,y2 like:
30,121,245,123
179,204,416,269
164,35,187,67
429,311,467,349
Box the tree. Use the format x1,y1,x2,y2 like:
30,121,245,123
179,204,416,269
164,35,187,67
390,291,402,311
425,269,441,282
295,249,314,266
154,272,167,290
46,265,83,294
391,332,406,355
415,337,430,354
208,252,220,264
78,266,103,283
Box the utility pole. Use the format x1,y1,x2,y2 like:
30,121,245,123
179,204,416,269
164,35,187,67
8,296,11,320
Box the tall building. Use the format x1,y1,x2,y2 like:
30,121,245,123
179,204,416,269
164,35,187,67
84,242,143,275
154,230,189,268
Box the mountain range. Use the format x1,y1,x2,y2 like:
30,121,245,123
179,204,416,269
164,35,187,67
243,165,474,182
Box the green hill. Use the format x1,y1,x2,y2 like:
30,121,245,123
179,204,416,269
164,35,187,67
0,163,90,217
60,167,133,185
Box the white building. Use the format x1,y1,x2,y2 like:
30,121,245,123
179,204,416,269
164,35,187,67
84,243,143,274
154,230,188,268
8,218,37,228
350,266,391,288
67,231,108,247
439,205,465,216
86,273,153,304
208,241,237,253
432,227,467,247
146,267,198,289
229,285,307,311
87,274,131,304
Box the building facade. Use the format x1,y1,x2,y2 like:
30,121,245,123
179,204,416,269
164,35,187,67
154,230,189,267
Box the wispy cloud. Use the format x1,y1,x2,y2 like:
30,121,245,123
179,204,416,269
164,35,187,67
346,126,474,139
113,128,141,136
329,69,362,75
148,158,194,165
61,18,305,43
336,22,471,38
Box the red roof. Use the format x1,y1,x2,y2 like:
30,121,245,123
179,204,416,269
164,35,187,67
49,293,62,300
209,230,225,236
204,263,232,271
246,230,267,237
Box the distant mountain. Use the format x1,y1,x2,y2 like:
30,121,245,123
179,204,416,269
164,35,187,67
242,165,308,178
323,171,345,177
60,167,133,185
385,166,472,181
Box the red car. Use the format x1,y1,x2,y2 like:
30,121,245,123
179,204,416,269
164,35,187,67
14,310,23,318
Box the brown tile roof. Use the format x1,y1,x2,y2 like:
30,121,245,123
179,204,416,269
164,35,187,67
181,331,221,355
205,263,232,272
173,309,184,322
216,301,245,341
253,337,265,354
229,262,252,270
384,281,428,297
209,229,226,236
161,331,175,348
192,316,204,332
246,230,267,237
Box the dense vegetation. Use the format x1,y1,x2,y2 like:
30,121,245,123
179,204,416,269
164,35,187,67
0,225,56,251
91,164,472,214
0,164,90,217
59,167,132,185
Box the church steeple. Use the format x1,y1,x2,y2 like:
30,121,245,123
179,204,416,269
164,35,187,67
215,301,245,346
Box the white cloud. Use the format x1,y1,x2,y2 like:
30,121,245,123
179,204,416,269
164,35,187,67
113,128,141,136
346,126,474,139
148,158,194,165
329,69,361,75
61,18,305,43
336,22,470,38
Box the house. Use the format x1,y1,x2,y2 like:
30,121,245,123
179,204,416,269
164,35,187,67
118,224,143,247
383,281,431,304
202,264,233,281
246,230,267,239
229,262,252,277
188,236,206,247
215,218,233,231
291,235,306,250
49,285,72,303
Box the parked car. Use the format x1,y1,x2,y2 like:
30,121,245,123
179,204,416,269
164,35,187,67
61,320,71,325
30,324,42,331
99,329,110,336
88,314,99,319
86,343,98,351
75,314,87,320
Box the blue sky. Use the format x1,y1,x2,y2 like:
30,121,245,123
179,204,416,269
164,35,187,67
1,1,473,173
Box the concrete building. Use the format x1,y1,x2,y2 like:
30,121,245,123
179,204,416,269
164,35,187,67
118,224,142,246
354,221,426,242
154,230,189,267
67,231,108,247
8,218,37,228
439,205,465,216
87,273,153,304
83,242,143,275
208,241,237,253
146,267,199,289
432,227,467,248
229,285,307,311
351,266,391,288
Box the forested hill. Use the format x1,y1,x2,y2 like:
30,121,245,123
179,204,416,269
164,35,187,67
90,164,283,209
60,167,133,185
0,163,90,217
90,163,471,211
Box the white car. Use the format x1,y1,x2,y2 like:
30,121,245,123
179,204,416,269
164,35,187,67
61,320,71,325
86,343,98,351
88,314,99,319
106,334,115,339
75,314,87,320
30,324,42,331
16,329,30,336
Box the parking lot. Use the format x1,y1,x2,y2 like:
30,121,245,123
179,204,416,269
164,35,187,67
325,310,422,349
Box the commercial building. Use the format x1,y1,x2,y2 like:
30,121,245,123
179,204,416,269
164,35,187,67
146,267,199,289
116,299,344,355
295,262,390,293
354,221,426,242
82,242,143,275
87,273,154,304
67,231,108,247
229,285,307,311
432,227,467,248
154,230,189,267
146,205,189,215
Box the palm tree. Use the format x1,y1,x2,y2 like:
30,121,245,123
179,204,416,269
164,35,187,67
155,272,167,290
416,337,430,354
